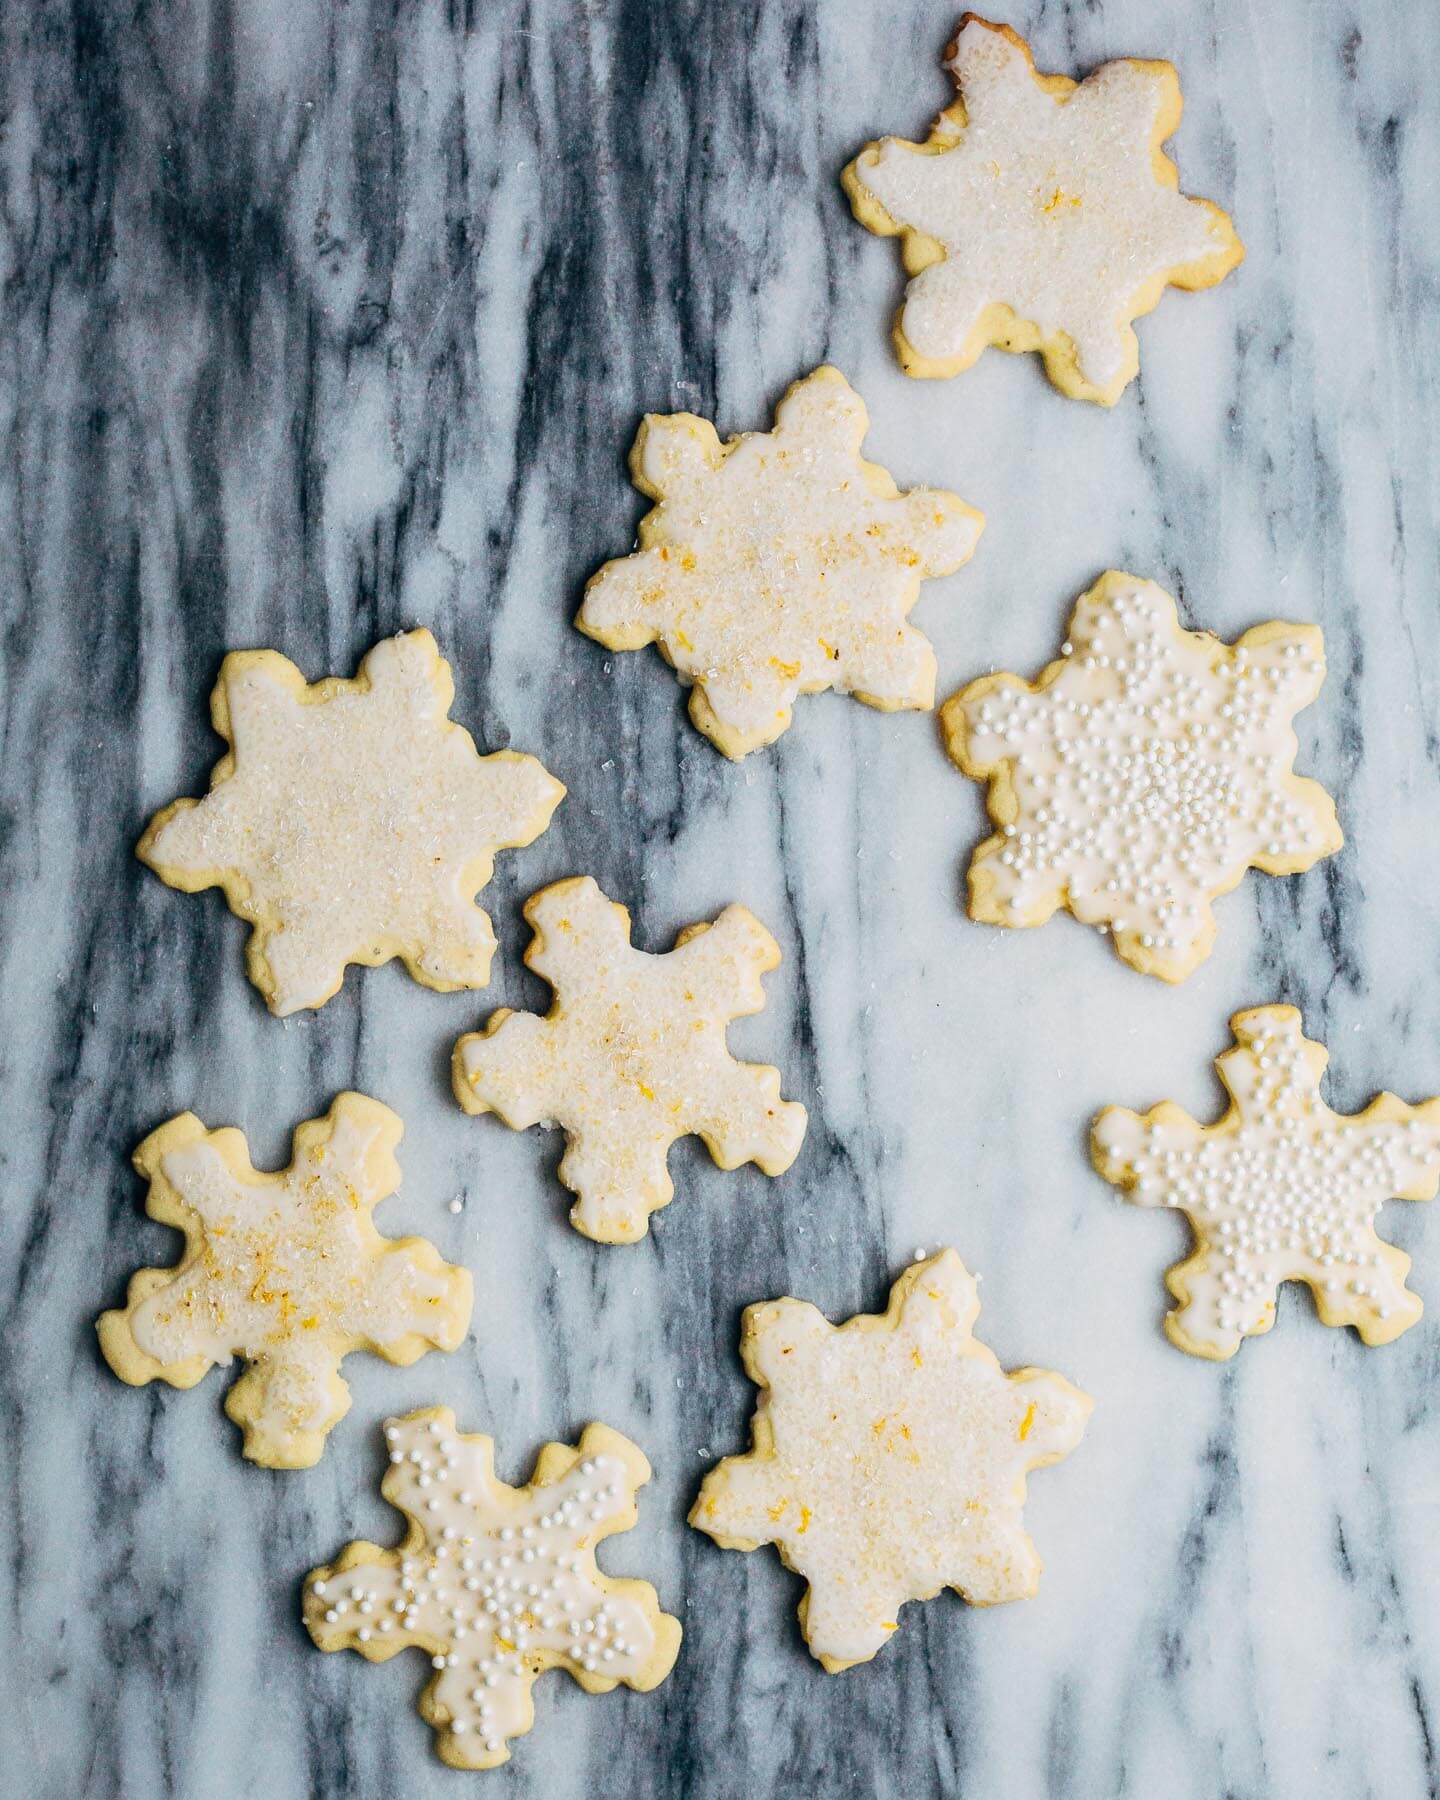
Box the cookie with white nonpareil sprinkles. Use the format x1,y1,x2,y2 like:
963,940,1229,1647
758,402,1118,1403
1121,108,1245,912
843,15,1243,405
97,1094,472,1468
304,1408,681,1771
138,629,564,1015
452,876,807,1243
1092,1006,1440,1360
941,571,1342,981
577,365,983,757
690,1250,1091,1671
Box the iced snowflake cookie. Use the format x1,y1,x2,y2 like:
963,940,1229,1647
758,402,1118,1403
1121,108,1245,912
138,629,564,1015
1093,1006,1440,1360
691,1250,1091,1670
452,877,806,1243
304,1408,681,1771
941,572,1342,981
576,365,983,757
96,1094,472,1468
842,16,1244,405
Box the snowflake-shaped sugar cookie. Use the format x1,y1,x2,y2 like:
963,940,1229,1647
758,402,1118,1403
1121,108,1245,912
1093,1006,1440,1360
138,629,564,1014
97,1094,472,1468
304,1408,681,1771
941,572,1342,981
843,16,1244,404
452,877,806,1242
577,365,983,757
691,1251,1091,1671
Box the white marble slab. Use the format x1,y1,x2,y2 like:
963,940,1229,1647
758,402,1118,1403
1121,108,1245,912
2,0,1439,1794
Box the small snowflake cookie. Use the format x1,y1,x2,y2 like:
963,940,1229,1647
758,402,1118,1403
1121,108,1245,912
576,365,983,757
97,1094,472,1468
691,1250,1091,1670
452,877,806,1243
941,571,1342,981
304,1408,681,1771
843,15,1244,405
138,629,565,1014
1092,1006,1440,1360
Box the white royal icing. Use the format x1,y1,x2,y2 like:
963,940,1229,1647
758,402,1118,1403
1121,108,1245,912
691,1251,1091,1670
849,20,1239,398
943,573,1341,981
577,366,982,757
139,629,564,1014
305,1412,680,1771
452,876,807,1244
1094,1007,1440,1360
97,1095,472,1468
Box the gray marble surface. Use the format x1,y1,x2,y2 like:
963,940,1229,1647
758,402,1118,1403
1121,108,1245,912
3,1,1440,1795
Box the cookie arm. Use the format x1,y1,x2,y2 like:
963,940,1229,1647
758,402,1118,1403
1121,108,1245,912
452,1011,564,1131
560,1125,677,1246
96,1269,215,1392
672,904,781,1013
577,547,669,652
224,1350,354,1471
693,1062,807,1179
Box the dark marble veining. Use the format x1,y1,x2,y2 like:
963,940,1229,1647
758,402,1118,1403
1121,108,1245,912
3,2,1440,1795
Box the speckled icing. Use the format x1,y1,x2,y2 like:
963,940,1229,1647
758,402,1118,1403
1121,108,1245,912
845,18,1242,403
138,629,564,1014
96,1095,472,1468
1093,1006,1440,1360
452,876,807,1243
304,1410,681,1771
577,365,983,757
691,1250,1091,1671
942,572,1342,981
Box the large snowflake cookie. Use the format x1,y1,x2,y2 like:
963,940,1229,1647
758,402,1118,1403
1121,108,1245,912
304,1408,681,1771
576,365,983,758
941,571,1342,981
97,1094,472,1468
452,877,806,1243
691,1250,1091,1671
1093,1007,1440,1360
843,16,1244,405
138,629,565,1015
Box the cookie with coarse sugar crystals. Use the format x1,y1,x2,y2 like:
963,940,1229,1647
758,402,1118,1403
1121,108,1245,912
138,628,564,1015
452,876,806,1243
691,1250,1091,1671
577,365,983,757
844,15,1243,404
97,1094,472,1468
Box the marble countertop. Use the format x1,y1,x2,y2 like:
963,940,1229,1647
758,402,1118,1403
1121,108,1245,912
4,1,1440,1795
